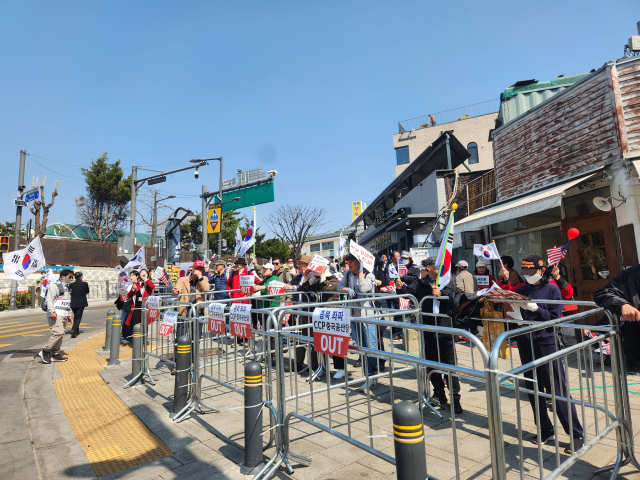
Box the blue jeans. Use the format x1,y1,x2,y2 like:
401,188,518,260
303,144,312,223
351,322,378,376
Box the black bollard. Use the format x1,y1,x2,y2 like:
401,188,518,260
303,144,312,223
240,361,265,474
108,311,121,366
393,400,427,480
104,310,114,351
132,323,142,379
172,335,191,416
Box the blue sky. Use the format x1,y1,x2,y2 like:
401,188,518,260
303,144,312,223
0,1,636,239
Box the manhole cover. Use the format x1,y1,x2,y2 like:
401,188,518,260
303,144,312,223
11,349,40,358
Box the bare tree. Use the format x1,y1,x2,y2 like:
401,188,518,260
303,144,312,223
136,188,174,237
27,176,59,238
75,195,129,242
265,205,327,259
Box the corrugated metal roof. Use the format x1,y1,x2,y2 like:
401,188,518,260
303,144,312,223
45,223,161,244
500,73,593,125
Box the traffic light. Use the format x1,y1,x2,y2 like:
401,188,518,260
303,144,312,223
0,236,9,253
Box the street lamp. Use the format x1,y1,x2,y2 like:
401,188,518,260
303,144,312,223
191,157,223,259
152,194,175,268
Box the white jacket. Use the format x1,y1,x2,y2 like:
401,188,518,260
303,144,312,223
337,270,376,318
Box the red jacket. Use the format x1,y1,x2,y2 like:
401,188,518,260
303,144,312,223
227,268,250,304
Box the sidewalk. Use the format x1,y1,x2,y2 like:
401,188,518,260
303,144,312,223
0,299,115,318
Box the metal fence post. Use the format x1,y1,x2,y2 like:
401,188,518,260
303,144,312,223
30,285,37,309
171,335,191,417
104,310,114,351
108,311,121,366
105,280,110,301
393,400,427,480
241,360,265,474
132,323,142,379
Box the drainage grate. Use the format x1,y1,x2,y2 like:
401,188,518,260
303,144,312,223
11,349,40,358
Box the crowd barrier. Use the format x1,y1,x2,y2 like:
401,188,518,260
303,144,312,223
124,284,640,480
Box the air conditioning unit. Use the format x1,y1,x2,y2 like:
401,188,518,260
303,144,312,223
629,36,640,51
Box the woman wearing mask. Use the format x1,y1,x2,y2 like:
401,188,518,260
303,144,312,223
514,255,583,453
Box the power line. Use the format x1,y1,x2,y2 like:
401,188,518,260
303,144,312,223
28,156,83,180
27,153,85,168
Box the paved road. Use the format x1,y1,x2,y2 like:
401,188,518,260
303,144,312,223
0,303,114,362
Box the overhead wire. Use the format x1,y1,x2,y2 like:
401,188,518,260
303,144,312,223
27,153,86,168
27,156,83,180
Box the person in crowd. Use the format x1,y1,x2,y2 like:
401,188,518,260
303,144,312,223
399,251,420,285
385,251,403,340
474,259,497,287
397,256,463,414
227,258,250,304
497,256,523,290
283,255,313,371
272,258,293,284
371,253,388,373
454,260,477,294
253,262,281,309
124,269,156,333
39,269,74,364
338,253,378,391
68,270,90,338
211,260,229,300
171,259,210,374
286,257,298,276
594,265,640,374
512,254,583,453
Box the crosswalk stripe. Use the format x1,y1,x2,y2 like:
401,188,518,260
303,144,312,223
0,324,47,334
0,322,42,331
0,327,51,339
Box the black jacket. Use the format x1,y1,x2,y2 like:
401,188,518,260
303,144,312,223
594,265,640,315
69,279,90,309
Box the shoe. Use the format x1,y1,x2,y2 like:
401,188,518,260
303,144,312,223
39,350,51,364
71,330,77,338
532,432,555,445
393,334,403,341
171,367,177,376
359,378,378,392
379,364,386,373
564,437,584,454
51,354,68,362
333,369,345,380
284,364,303,373
354,358,362,368
121,338,130,345
453,398,463,415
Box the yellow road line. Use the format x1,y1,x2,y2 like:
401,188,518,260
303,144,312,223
0,322,43,332
0,344,14,348
54,333,172,476
0,327,51,339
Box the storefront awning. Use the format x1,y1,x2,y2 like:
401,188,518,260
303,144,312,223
456,174,595,233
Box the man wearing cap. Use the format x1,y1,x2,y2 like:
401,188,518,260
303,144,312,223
399,251,420,285
513,254,583,453
397,255,464,414
211,260,229,301
227,258,250,304
454,260,477,294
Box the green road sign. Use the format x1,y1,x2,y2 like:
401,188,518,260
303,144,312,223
220,181,275,212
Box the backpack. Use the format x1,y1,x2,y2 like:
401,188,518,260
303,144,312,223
40,283,65,312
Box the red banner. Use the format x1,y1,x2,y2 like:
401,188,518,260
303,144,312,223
313,331,349,358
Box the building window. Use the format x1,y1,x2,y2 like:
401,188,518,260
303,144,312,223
396,146,410,166
310,243,320,252
322,241,334,250
467,143,479,164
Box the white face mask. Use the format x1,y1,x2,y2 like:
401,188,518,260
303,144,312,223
524,273,542,284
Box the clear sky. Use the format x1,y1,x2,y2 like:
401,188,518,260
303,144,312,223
1,1,636,239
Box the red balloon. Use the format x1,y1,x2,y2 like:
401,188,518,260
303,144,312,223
567,228,580,240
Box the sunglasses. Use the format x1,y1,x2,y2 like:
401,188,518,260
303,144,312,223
273,262,281,265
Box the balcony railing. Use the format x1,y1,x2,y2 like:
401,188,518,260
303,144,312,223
398,99,500,133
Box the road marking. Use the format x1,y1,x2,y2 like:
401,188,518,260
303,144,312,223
0,322,42,331
0,324,48,334
0,344,14,348
0,327,51,339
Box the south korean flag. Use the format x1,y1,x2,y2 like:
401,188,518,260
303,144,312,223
3,236,46,280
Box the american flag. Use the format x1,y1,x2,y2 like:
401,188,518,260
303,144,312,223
117,271,129,284
156,269,173,288
399,297,411,310
547,240,571,266
398,260,408,277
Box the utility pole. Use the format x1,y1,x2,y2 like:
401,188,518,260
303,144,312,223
217,157,223,259
10,149,27,311
201,184,208,260
152,193,175,269
130,165,137,242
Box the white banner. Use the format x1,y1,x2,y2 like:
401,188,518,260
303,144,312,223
159,311,178,336
348,240,375,273
307,254,329,273
208,303,226,334
312,307,351,357
229,303,252,338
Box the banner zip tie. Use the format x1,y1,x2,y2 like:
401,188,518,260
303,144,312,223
260,422,283,436
227,401,265,411
485,368,537,383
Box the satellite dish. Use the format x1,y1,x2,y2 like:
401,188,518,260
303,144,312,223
593,197,612,212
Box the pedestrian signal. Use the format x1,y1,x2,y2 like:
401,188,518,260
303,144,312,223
0,236,9,253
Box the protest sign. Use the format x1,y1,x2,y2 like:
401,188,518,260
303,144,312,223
229,303,252,338
348,241,375,273
208,303,226,334
240,275,255,295
268,281,285,296
159,311,178,336
312,307,351,358
387,264,399,279
118,282,130,302
146,296,160,323
307,255,329,274
54,297,72,317
475,275,490,287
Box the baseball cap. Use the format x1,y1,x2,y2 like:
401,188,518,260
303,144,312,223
263,262,274,270
423,255,437,266
193,260,205,268
400,251,411,259
476,259,488,268
456,260,468,268
521,255,545,276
